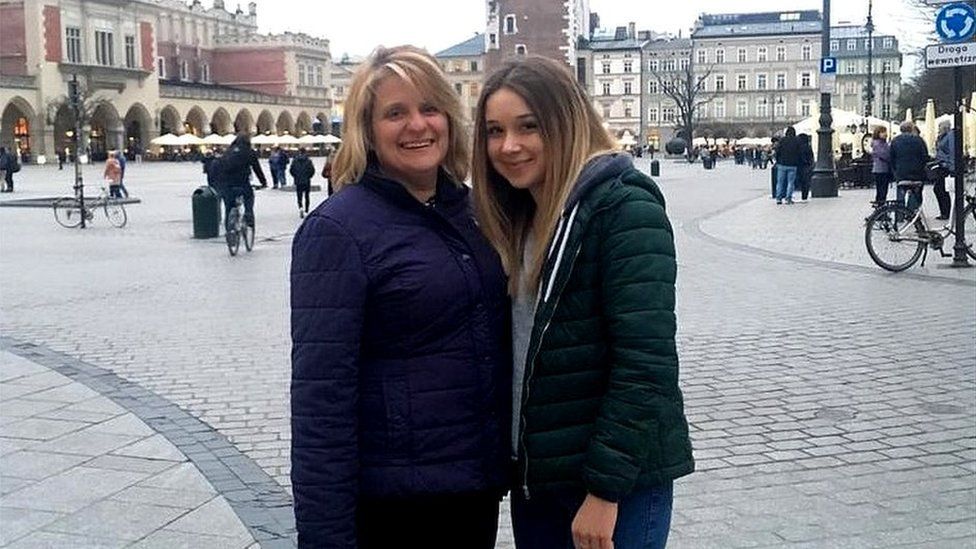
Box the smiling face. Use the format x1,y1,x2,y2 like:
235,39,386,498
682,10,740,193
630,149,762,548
370,75,449,191
484,87,546,199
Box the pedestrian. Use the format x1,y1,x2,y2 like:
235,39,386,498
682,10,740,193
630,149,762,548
797,133,814,201
320,153,334,196
472,56,694,549
889,120,929,212
290,45,510,549
870,126,893,207
57,149,66,170
774,127,802,204
288,147,314,218
103,151,123,198
0,147,19,192
117,150,129,198
933,120,954,220
269,146,289,189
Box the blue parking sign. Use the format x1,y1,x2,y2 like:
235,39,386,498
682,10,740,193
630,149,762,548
820,57,837,74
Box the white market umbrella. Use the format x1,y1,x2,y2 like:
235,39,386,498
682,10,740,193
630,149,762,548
150,133,181,146
276,134,300,146
202,133,227,145
176,133,204,146
298,134,329,145
252,134,278,145
322,133,342,144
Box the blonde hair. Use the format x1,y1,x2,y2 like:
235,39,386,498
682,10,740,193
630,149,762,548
472,56,616,296
332,45,469,190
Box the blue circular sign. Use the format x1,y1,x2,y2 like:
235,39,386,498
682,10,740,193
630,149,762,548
936,3,976,43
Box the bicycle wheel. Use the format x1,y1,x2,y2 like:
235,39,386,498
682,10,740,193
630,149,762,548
865,203,924,272
242,221,254,252
103,200,127,228
965,203,976,260
226,210,241,256
53,197,83,228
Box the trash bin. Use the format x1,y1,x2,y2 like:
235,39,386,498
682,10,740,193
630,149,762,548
703,157,713,170
650,160,660,177
192,186,220,239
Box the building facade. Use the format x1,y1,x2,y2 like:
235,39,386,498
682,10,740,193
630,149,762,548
435,33,485,125
690,10,823,138
829,25,902,121
586,25,643,140
484,0,590,71
641,36,691,150
0,0,331,163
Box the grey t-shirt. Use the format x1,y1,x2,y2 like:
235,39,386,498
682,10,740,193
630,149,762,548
512,234,537,456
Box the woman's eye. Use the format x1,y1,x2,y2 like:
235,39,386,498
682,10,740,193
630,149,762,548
521,120,539,132
421,104,440,114
486,126,503,137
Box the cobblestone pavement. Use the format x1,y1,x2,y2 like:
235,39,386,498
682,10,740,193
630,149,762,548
1,158,974,548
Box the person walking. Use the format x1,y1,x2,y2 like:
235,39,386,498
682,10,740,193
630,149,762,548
117,150,129,197
103,151,123,198
0,147,18,192
57,149,66,170
889,120,929,212
797,133,814,201
933,121,955,220
320,153,334,197
269,146,289,189
290,45,510,549
870,126,893,207
472,56,694,549
289,147,315,218
774,127,802,204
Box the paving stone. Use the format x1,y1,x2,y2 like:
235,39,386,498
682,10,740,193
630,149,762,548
138,462,217,494
110,485,215,510
1,417,89,441
30,429,143,456
0,450,90,480
164,496,251,538
130,529,253,549
1,466,147,513
0,507,64,546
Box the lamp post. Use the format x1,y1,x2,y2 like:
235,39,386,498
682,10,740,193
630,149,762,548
811,0,837,197
68,74,86,228
864,0,874,117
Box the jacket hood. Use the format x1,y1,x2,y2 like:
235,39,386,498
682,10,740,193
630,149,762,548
564,153,665,213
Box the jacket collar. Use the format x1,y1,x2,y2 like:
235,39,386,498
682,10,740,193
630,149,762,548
361,155,467,210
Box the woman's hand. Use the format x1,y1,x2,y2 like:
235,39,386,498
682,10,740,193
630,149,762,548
571,493,618,549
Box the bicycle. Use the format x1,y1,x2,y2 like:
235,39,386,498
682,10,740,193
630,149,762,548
225,192,254,256
864,181,976,272
53,187,127,228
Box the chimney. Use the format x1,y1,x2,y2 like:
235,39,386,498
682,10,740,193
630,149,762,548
628,22,636,38
248,2,257,16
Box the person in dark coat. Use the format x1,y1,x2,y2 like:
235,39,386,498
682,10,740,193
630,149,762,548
320,153,334,197
289,147,315,217
889,120,929,211
774,127,802,204
0,147,16,192
933,121,955,220
797,133,815,201
211,133,267,229
289,45,511,549
269,146,289,189
473,56,693,549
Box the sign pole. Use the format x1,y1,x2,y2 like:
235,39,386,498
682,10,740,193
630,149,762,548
951,66,969,266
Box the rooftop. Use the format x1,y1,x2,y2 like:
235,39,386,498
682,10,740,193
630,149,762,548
693,10,822,39
435,34,484,58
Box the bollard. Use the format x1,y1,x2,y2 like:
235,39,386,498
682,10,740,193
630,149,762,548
650,160,660,177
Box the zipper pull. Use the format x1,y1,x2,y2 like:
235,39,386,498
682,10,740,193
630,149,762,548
522,485,531,500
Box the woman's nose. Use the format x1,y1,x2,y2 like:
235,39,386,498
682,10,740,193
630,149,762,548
502,133,521,152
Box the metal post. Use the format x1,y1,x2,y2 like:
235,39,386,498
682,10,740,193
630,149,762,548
865,0,874,117
69,75,85,229
811,0,837,197
951,66,970,267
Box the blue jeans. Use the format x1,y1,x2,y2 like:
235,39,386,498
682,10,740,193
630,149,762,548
776,165,797,201
896,183,923,212
511,483,674,549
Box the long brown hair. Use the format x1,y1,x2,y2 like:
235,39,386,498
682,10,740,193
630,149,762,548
332,45,469,190
472,56,616,296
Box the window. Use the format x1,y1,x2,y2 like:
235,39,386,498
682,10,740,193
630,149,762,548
714,100,725,118
95,30,114,66
679,58,690,71
66,27,82,63
736,100,747,118
201,63,210,82
624,82,632,95
515,44,526,56
648,80,658,94
624,104,632,118
623,60,632,73
882,60,892,72
736,74,747,91
846,61,857,74
698,104,708,119
298,64,306,86
602,82,611,95
156,56,166,78
489,33,497,47
602,62,611,74
774,97,786,117
801,45,812,61
882,104,891,118
697,49,706,64
664,59,676,72
455,83,463,94
715,48,725,63
800,99,812,117
470,60,478,72
776,73,786,90
714,74,725,91
179,59,188,80
864,39,871,49
883,37,893,48
316,66,323,87
737,48,746,63
756,99,768,117
662,107,675,123
830,40,839,52
757,46,768,62
800,72,812,88
602,105,611,119
504,14,517,34
776,46,786,61
648,107,658,122
847,39,856,51
756,74,767,90
648,59,659,71
845,81,856,94
469,82,479,96
124,35,136,68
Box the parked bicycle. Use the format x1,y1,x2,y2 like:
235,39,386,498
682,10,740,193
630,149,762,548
864,181,975,272
225,193,254,256
53,187,127,228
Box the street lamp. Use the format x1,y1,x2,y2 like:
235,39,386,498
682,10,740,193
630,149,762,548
864,0,874,117
811,0,838,197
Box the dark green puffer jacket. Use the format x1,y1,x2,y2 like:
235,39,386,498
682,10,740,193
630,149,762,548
516,153,694,503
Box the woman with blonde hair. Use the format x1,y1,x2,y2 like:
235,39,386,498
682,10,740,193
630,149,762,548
103,151,122,198
473,56,694,549
290,45,511,548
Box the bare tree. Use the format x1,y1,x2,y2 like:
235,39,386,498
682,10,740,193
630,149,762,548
44,83,113,156
651,54,715,158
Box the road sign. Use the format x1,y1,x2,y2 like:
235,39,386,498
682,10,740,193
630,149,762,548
820,56,837,74
925,42,976,68
935,3,976,43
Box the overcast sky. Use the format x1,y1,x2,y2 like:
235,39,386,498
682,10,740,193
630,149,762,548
235,0,935,75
